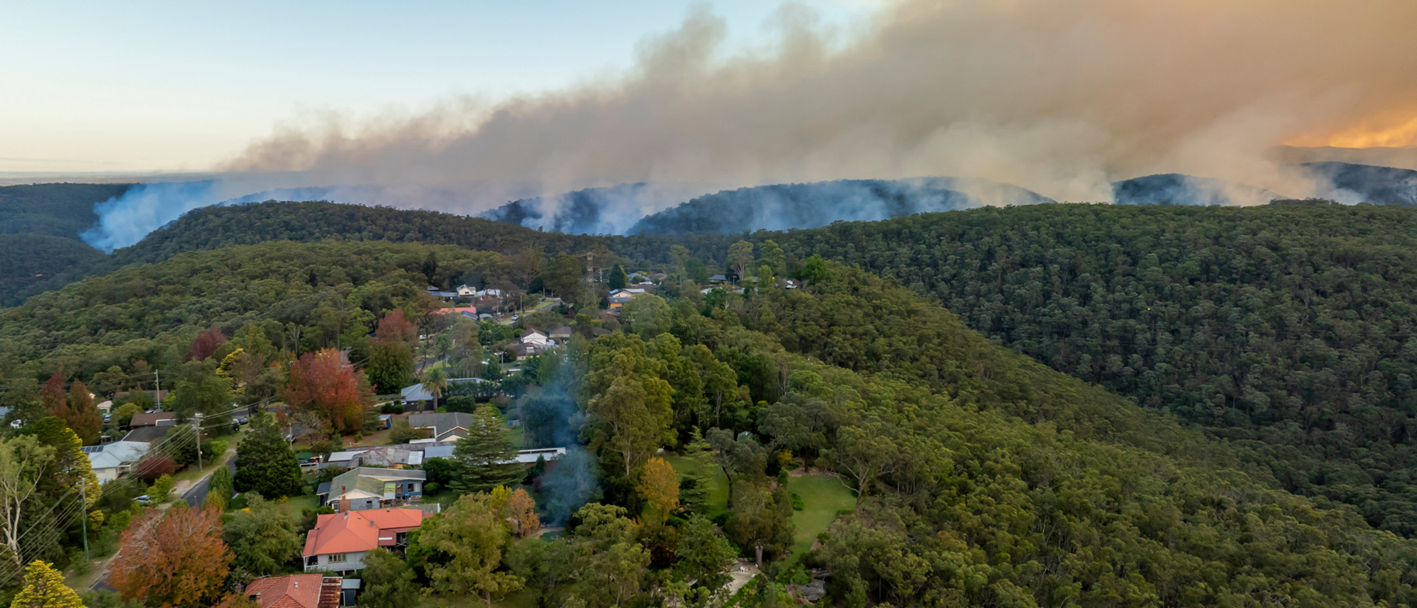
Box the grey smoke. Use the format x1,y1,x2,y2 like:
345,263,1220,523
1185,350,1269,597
628,176,1053,235
518,355,599,524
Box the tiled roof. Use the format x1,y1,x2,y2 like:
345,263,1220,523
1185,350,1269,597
246,574,341,608
303,509,428,556
122,426,169,443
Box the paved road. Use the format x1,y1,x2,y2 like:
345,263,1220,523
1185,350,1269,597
181,454,236,507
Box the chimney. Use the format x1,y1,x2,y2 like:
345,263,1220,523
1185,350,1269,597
340,497,351,513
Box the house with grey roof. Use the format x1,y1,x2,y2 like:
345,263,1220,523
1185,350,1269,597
407,412,474,442
82,441,150,482
317,467,426,511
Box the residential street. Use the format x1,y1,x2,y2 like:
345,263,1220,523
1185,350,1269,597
181,453,236,507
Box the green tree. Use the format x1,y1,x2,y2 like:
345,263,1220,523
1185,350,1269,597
420,367,448,412
233,413,302,499
358,548,416,608
706,428,765,510
451,408,524,494
542,255,585,299
206,466,233,511
757,240,786,279
415,493,522,608
724,483,794,566
169,362,232,421
114,403,141,428
222,493,300,575
0,435,56,569
620,294,671,338
608,264,628,290
568,503,651,608
796,254,830,285
675,515,737,592
26,417,101,512
10,560,83,608
727,241,754,281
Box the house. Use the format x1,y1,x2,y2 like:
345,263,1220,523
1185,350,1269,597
424,286,457,300
456,284,476,297
407,412,473,442
400,379,487,411
322,446,421,470
303,508,430,573
549,326,573,342
432,306,478,320
608,293,634,309
592,327,612,337
519,329,549,347
121,426,169,443
129,412,176,428
96,400,113,415
318,468,426,510
245,574,344,608
82,441,150,482
709,274,728,284
509,342,545,360
475,288,504,299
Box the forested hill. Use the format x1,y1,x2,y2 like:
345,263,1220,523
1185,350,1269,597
4,238,1417,605
737,201,1417,536
0,183,132,306
627,177,1053,236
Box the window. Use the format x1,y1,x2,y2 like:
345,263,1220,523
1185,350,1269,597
328,553,347,564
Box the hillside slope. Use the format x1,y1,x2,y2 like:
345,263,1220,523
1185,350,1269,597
628,177,1053,236
0,183,132,306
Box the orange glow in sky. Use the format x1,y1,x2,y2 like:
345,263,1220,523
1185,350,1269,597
1289,116,1417,149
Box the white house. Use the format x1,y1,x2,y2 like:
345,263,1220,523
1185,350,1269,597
82,441,150,483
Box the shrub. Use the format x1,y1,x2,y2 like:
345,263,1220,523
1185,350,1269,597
388,420,427,444
149,475,175,501
134,455,177,481
424,482,441,494
791,492,805,511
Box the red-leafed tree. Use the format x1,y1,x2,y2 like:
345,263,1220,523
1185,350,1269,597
366,310,417,394
43,376,102,445
135,455,178,481
187,326,227,362
111,505,232,608
284,348,372,434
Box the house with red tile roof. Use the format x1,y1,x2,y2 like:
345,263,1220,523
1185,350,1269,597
303,508,429,573
245,574,342,608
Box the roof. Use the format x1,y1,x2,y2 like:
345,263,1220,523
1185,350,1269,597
129,412,175,427
400,378,483,402
421,445,456,459
520,328,546,339
304,509,430,556
433,306,477,316
84,441,150,470
408,412,472,438
327,467,427,501
122,426,170,443
549,326,573,337
592,327,612,336
246,574,341,608
511,447,566,464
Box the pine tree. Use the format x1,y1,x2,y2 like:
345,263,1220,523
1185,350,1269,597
451,408,524,495
10,560,83,608
608,264,628,290
233,413,302,499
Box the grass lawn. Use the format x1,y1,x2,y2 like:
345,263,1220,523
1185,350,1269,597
506,426,526,450
346,428,392,447
786,474,856,560
665,455,730,519
416,588,536,608
276,494,319,517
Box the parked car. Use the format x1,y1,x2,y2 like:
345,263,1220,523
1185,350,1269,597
134,495,151,505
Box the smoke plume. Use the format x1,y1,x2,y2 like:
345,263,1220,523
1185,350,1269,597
222,0,1417,199
82,0,1417,248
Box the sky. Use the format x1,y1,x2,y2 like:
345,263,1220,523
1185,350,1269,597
0,0,874,174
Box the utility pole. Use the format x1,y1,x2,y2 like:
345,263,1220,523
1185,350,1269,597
154,369,161,409
193,413,204,471
79,484,89,561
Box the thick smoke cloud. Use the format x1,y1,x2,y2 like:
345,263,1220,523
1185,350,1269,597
81,0,1417,249
223,0,1417,203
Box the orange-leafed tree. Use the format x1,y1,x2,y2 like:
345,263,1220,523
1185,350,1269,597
492,486,541,538
44,376,101,445
111,505,232,608
639,457,680,522
284,348,372,434
187,326,227,362
366,310,417,394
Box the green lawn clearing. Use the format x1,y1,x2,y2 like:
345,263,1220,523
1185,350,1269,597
276,494,319,517
665,455,730,519
786,474,855,560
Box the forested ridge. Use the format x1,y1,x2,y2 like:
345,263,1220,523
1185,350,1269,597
747,201,1417,537
0,183,131,306
4,235,1417,605
17,199,1417,539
